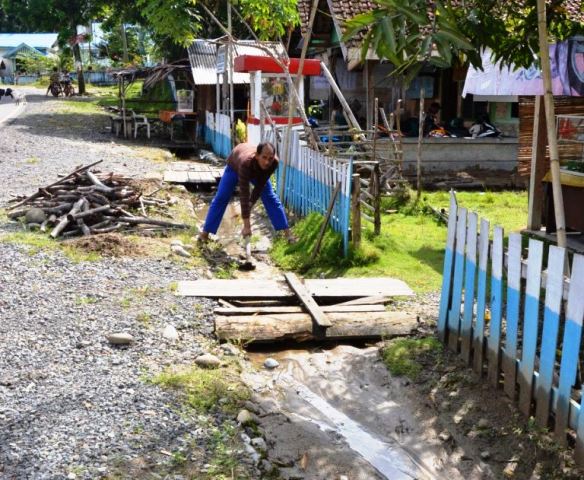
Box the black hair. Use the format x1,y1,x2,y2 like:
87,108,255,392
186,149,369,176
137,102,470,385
256,142,275,155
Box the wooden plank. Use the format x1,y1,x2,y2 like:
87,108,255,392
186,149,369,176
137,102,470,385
304,278,414,297
518,239,544,416
473,218,490,376
214,304,386,315
178,279,293,298
448,207,467,351
555,254,584,445
438,191,458,341
284,273,332,328
163,171,189,183
535,246,567,426
503,233,522,399
179,277,413,299
488,226,504,388
187,171,201,182
215,311,417,343
217,298,237,309
461,212,478,364
333,295,390,306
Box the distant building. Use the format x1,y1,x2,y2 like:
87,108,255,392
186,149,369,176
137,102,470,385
0,33,59,79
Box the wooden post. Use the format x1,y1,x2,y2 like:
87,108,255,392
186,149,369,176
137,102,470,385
311,181,341,261
279,0,319,199
373,165,381,235
351,174,361,249
416,89,425,201
527,96,548,230
536,0,567,248
373,97,378,167
396,99,403,174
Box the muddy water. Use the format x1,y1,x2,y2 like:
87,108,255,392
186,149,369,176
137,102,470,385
244,346,462,480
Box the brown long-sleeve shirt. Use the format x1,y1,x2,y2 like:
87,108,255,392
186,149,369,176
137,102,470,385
227,143,278,219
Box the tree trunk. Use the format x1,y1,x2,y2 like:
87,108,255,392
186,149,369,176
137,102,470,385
215,311,417,343
72,33,86,95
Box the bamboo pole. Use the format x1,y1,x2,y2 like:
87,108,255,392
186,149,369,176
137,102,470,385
279,0,319,198
416,89,425,201
536,0,567,248
320,63,362,132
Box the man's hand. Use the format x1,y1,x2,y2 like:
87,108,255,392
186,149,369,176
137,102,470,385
241,219,251,237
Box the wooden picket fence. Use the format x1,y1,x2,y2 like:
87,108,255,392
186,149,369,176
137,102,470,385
273,128,353,256
205,111,232,158
439,191,584,464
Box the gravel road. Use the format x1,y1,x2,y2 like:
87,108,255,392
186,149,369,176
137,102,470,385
0,92,231,479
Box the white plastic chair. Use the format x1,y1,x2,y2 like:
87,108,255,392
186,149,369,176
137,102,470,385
132,111,150,139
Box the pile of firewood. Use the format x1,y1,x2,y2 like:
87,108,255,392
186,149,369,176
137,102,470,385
7,160,189,238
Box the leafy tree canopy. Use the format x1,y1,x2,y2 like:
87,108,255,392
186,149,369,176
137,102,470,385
343,0,584,81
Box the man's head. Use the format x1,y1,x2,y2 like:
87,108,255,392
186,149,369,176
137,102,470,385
255,142,276,170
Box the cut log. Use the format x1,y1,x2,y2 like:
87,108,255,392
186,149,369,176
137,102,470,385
117,216,189,228
7,160,103,210
50,198,86,238
86,171,114,193
215,311,418,343
214,304,386,315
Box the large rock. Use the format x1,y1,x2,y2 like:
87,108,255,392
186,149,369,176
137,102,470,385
25,208,46,224
162,324,179,341
106,333,134,345
195,353,221,368
237,409,255,425
264,358,280,369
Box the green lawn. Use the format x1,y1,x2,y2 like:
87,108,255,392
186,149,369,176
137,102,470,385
271,190,528,293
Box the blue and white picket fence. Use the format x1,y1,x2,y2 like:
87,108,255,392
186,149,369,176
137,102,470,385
274,129,353,256
439,190,584,465
204,111,231,158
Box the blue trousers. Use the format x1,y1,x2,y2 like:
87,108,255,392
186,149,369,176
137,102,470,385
203,165,289,234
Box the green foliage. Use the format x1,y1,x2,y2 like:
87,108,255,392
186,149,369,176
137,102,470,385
136,0,202,46
15,51,56,75
237,0,300,40
343,0,584,82
381,337,442,380
151,364,250,413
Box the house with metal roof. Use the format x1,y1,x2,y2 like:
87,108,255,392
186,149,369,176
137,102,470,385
187,38,286,119
0,33,59,80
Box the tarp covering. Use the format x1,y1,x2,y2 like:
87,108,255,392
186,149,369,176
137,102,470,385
463,37,584,97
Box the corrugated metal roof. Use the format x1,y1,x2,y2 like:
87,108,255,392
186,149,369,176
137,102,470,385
0,33,58,49
188,40,220,85
187,39,287,86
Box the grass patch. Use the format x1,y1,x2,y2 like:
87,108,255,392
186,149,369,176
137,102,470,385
136,312,152,327
272,190,527,292
75,295,98,306
0,230,100,262
203,422,254,480
381,337,443,380
150,364,250,414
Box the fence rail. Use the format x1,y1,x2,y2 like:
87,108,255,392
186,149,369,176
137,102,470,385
439,190,584,465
